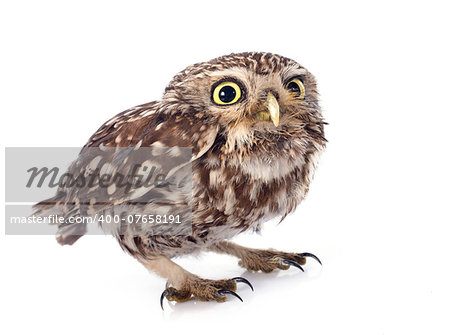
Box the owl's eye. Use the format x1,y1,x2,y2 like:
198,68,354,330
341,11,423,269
285,78,305,99
212,81,242,105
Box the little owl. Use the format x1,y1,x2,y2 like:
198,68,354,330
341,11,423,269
34,52,326,308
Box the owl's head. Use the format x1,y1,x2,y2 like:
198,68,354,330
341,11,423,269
162,52,324,153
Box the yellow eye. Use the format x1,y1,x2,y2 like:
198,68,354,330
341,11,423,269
286,78,305,99
212,81,242,105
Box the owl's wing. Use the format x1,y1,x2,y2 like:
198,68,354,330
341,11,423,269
33,102,219,244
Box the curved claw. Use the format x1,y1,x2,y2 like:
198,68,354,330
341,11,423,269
299,252,322,266
218,289,243,302
283,259,305,272
160,289,168,310
232,277,254,291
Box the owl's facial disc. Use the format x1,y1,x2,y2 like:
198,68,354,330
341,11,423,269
205,68,312,133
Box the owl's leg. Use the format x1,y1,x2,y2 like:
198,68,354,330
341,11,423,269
137,256,252,309
208,241,321,273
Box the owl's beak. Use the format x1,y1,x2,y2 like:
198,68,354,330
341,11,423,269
265,92,280,127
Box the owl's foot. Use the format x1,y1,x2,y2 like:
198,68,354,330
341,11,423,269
238,250,321,273
209,242,322,273
160,276,253,309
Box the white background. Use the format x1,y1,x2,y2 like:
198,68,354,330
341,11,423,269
1,0,449,334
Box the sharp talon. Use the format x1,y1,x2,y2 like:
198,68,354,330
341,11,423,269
218,289,243,302
160,289,168,310
232,277,254,291
283,259,305,272
299,252,322,266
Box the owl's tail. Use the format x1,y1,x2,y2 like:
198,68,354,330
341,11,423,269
54,222,87,246
32,192,87,246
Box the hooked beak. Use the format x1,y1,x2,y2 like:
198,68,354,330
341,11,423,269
252,92,280,127
264,92,280,127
